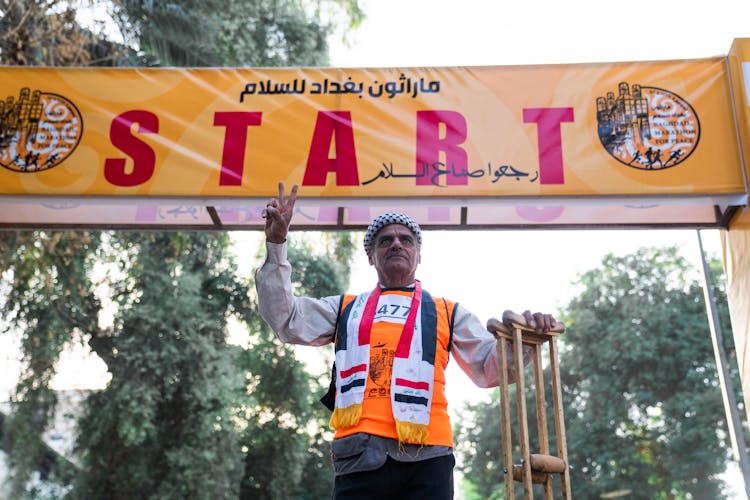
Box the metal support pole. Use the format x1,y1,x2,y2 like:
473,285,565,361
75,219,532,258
696,229,750,497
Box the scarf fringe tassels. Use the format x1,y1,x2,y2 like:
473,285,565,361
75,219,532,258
332,283,436,446
395,420,429,446
330,404,363,429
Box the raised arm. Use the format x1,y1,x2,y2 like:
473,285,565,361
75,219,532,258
256,181,339,346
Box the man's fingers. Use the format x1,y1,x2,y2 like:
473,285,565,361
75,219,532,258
275,182,299,214
521,310,557,333
262,199,278,218
536,313,556,332
522,310,535,329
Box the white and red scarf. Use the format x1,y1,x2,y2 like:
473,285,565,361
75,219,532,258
330,281,439,445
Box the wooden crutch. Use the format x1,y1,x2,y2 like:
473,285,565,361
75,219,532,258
487,310,571,500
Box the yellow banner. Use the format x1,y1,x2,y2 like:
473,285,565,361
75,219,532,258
0,60,745,200
728,39,750,228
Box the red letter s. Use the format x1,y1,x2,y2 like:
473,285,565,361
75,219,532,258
104,110,159,187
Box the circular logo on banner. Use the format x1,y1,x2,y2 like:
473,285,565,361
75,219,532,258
596,82,699,170
0,88,83,173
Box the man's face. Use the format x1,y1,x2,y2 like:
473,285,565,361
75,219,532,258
367,223,421,286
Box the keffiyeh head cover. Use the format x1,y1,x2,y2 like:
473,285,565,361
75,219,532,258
363,212,422,254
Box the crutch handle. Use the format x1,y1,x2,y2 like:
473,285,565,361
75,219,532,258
486,317,512,338
511,465,549,484
502,310,566,333
529,453,567,473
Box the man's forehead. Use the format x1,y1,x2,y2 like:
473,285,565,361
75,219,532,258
375,223,415,238
363,212,422,253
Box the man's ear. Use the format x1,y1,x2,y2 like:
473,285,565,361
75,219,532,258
367,252,374,266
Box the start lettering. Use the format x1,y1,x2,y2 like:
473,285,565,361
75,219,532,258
104,110,159,187
415,110,469,186
302,111,360,186
103,108,574,187
213,112,263,186
523,107,575,185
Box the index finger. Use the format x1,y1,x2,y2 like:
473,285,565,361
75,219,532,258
277,182,299,207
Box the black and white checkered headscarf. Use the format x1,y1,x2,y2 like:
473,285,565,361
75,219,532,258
363,212,422,254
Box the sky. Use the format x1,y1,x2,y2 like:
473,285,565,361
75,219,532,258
329,0,749,67
1,0,749,493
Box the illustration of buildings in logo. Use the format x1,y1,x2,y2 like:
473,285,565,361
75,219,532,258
596,82,699,170
0,87,83,173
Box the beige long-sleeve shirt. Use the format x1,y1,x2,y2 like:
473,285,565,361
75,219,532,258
254,240,530,474
255,241,528,388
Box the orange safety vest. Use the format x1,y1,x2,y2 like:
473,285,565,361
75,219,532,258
332,289,457,447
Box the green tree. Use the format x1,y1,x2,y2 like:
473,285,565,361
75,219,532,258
455,381,550,499
455,246,739,499
111,0,363,67
3,232,353,499
0,1,362,496
0,1,129,66
72,232,245,498
1,232,100,497
237,235,352,499
0,0,362,68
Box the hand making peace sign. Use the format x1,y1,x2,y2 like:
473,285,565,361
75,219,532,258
263,182,298,244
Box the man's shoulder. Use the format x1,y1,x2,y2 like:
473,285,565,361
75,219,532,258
422,289,457,307
343,288,460,310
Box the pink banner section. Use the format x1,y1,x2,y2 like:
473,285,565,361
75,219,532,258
0,201,722,229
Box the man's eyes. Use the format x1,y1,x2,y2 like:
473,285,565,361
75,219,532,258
377,236,414,246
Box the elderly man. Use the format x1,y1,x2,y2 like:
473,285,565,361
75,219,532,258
256,182,556,499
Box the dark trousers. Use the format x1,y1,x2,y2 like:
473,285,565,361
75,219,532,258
333,454,455,500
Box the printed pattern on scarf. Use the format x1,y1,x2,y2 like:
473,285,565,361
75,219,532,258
331,283,438,444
